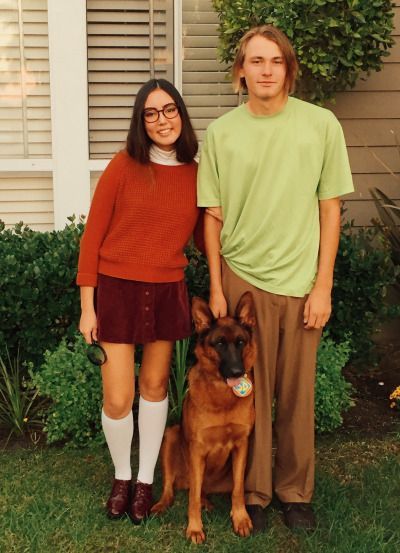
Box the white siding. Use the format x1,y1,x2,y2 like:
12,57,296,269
0,172,53,230
90,171,101,198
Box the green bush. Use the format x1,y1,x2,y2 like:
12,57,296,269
0,218,84,367
30,334,104,448
315,332,353,433
0,220,207,369
1,216,397,444
212,0,394,103
31,330,352,445
185,241,209,299
329,221,400,362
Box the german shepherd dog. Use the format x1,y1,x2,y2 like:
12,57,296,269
151,292,257,544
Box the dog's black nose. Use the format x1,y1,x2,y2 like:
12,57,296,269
227,365,244,378
218,342,245,381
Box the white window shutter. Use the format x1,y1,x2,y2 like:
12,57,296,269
87,0,174,159
0,0,51,159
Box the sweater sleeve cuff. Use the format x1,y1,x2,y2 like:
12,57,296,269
76,273,98,287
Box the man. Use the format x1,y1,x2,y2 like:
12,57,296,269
197,25,354,533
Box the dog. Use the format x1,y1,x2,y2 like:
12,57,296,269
151,291,257,544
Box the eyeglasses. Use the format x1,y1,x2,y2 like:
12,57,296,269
87,340,107,366
143,103,179,123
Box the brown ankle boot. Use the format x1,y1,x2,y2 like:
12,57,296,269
129,481,153,524
106,478,131,519
281,502,316,531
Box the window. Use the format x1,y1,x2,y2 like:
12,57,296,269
0,0,51,158
87,0,174,158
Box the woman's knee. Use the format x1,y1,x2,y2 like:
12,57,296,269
139,378,168,401
103,395,133,419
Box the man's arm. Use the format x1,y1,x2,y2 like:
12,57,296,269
205,207,223,222
303,197,341,330
204,207,227,318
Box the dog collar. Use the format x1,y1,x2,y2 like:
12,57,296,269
232,374,253,398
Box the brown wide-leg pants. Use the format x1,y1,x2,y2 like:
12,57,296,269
221,258,322,508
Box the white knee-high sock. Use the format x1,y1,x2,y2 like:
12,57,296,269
101,409,133,480
137,395,169,484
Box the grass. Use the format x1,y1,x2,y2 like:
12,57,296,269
0,433,399,553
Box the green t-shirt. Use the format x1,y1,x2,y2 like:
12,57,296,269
197,97,354,297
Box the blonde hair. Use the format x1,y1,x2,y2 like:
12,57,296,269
232,25,299,94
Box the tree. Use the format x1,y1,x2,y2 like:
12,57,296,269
212,0,395,103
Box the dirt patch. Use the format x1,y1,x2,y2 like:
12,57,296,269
341,341,400,436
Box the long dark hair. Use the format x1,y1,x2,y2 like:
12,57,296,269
126,79,198,164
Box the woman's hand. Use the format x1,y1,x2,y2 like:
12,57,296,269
209,290,228,318
79,309,98,344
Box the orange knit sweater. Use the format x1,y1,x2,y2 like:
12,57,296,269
77,150,202,287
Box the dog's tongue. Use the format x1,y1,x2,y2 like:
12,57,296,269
226,377,242,388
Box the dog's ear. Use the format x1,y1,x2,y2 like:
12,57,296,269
192,296,214,333
235,291,256,329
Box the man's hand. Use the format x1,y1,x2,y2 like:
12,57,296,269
303,285,332,330
209,290,228,318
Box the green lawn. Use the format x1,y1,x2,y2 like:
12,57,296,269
1,433,399,553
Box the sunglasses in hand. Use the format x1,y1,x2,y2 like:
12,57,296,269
87,340,107,366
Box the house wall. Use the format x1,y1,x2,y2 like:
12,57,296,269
182,0,400,227
331,1,400,226
0,0,54,230
0,0,399,229
0,171,53,228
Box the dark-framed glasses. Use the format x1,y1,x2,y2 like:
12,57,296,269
87,340,107,366
143,103,179,123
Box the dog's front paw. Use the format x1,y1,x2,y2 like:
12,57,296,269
186,523,206,544
150,498,171,514
232,511,253,537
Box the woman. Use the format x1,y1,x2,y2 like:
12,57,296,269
77,79,202,523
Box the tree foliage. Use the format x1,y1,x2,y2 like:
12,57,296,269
212,0,395,103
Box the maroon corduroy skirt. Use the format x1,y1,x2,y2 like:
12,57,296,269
96,274,192,344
